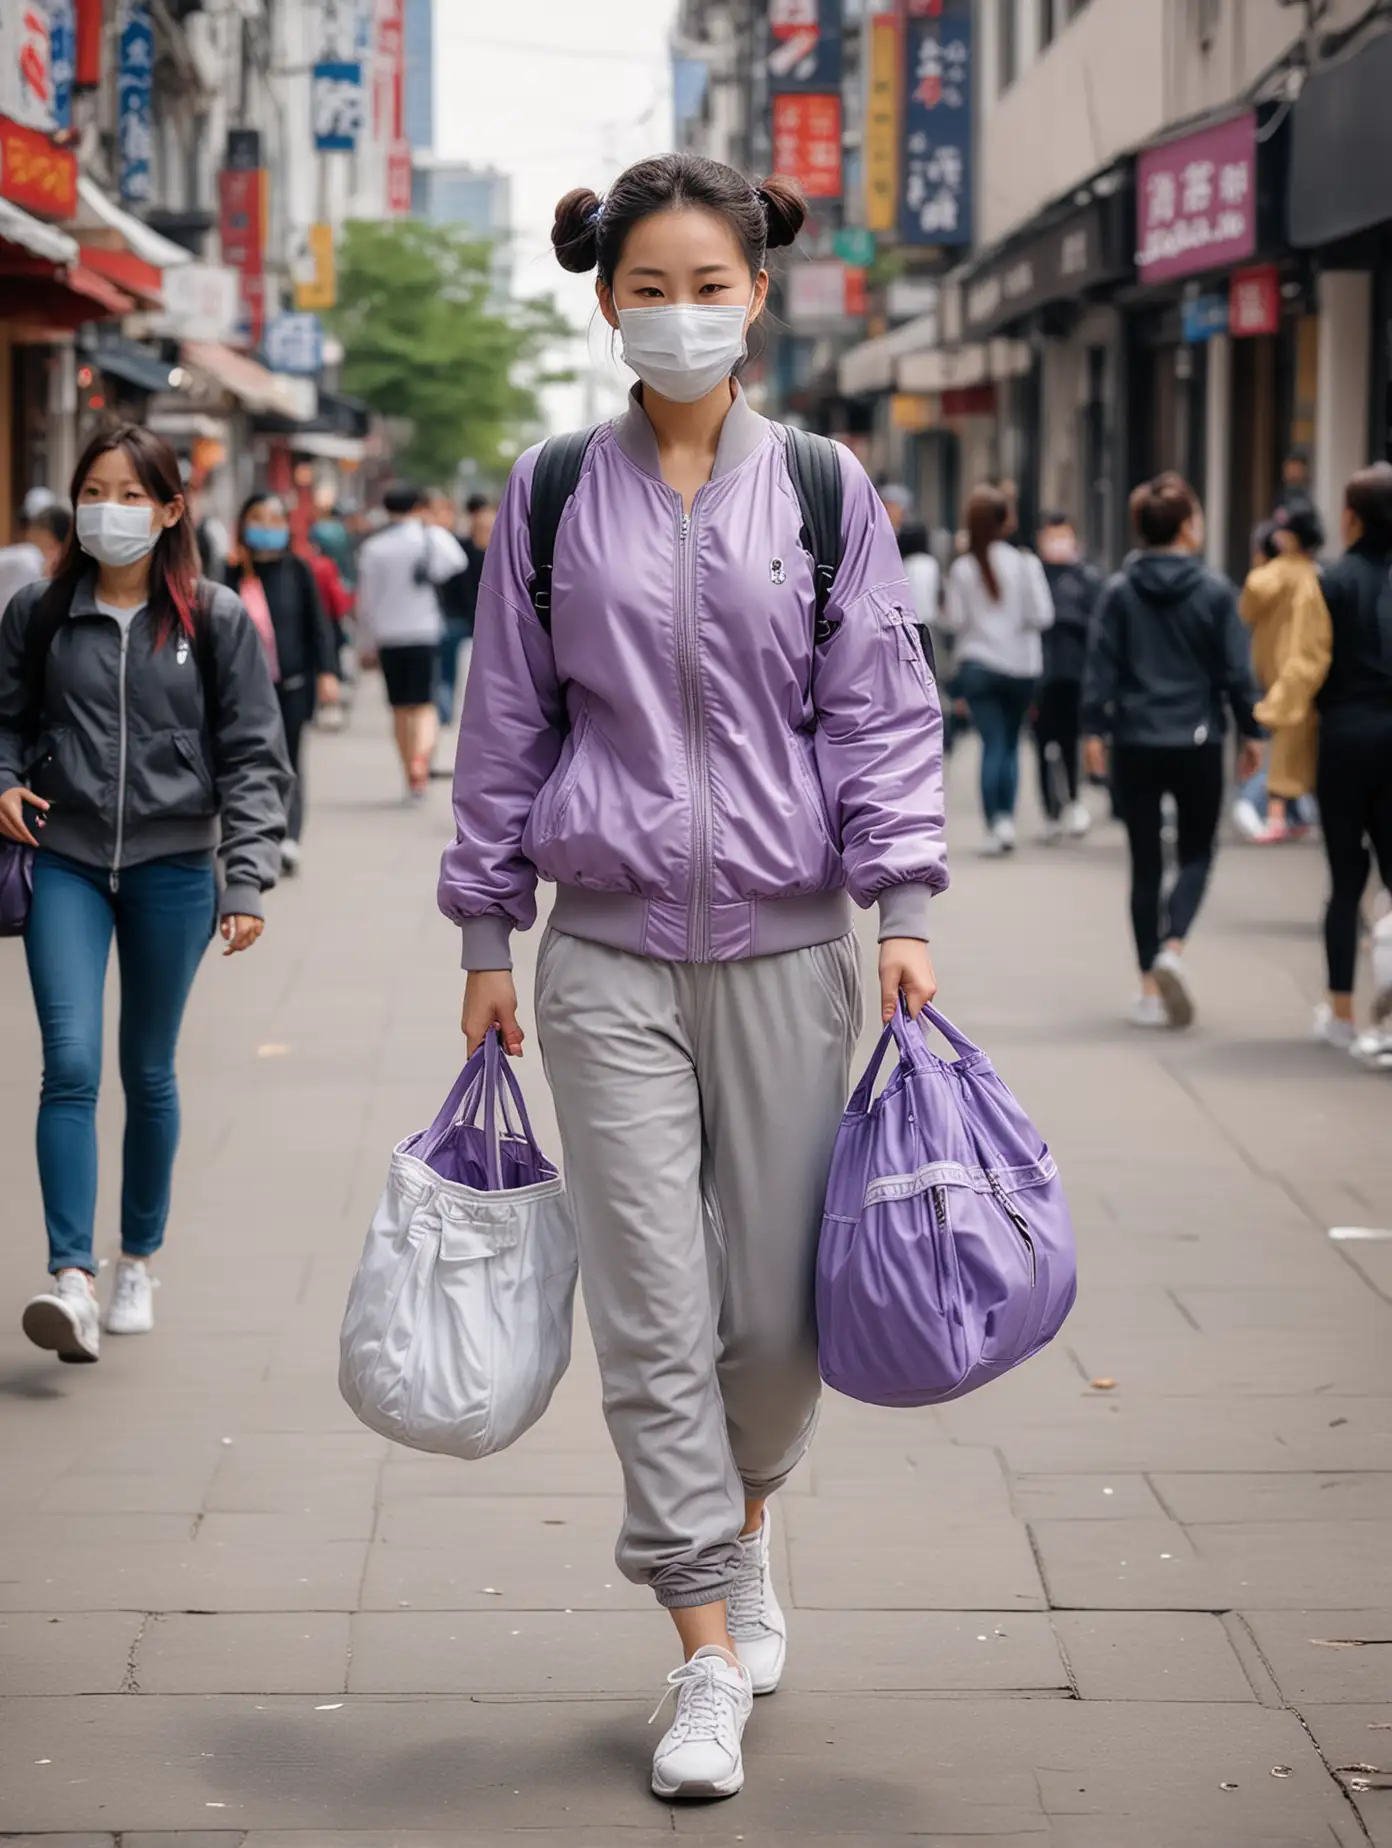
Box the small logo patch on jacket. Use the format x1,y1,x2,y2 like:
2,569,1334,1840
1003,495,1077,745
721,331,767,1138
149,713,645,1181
176,638,190,665
770,558,786,586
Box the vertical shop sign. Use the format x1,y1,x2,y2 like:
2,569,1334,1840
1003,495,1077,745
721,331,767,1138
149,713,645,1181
49,0,74,131
117,0,153,204
1,0,52,127
900,7,972,246
219,136,267,343
74,0,102,87
291,221,337,311
865,11,900,234
771,92,843,200
1229,263,1280,337
766,0,841,92
313,60,364,150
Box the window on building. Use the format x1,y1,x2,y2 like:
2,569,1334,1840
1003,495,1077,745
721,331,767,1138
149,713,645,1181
998,0,1018,92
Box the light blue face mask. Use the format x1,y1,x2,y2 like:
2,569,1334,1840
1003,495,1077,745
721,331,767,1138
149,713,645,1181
245,524,289,554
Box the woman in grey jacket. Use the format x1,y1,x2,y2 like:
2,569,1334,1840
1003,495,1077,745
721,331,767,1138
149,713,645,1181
0,425,290,1364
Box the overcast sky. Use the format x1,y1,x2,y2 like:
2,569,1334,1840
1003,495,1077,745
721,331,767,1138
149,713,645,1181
432,1,679,432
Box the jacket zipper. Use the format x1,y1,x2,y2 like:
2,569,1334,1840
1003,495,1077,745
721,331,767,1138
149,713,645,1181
674,503,712,961
989,1173,1036,1287
110,626,131,894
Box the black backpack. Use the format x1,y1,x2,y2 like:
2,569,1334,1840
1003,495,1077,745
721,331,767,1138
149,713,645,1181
526,423,846,646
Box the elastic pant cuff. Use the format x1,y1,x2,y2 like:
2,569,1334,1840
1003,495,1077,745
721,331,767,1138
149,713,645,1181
654,1576,740,1611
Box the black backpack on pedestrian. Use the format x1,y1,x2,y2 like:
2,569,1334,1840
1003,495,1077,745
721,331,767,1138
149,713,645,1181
526,423,847,646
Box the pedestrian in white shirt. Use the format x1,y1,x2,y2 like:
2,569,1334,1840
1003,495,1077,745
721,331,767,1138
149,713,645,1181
943,484,1054,855
355,482,467,801
0,504,71,610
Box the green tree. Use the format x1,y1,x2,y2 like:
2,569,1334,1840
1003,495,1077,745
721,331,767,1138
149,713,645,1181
329,218,573,482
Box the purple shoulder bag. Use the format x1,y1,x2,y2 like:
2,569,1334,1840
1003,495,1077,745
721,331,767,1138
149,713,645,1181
0,841,34,938
816,999,1077,1407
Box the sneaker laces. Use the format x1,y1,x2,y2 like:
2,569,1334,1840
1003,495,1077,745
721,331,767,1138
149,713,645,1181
727,1543,770,1639
648,1657,741,1746
111,1263,156,1309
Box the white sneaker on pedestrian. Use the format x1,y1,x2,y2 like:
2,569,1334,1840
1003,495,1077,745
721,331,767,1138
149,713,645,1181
1152,949,1194,1028
728,1508,787,1695
1064,800,1092,840
1313,1004,1357,1052
1129,992,1166,1029
650,1646,753,1801
1042,816,1065,845
994,815,1017,852
280,839,301,876
22,1270,100,1363
105,1258,157,1336
1351,1028,1392,1071
1371,915,1392,1025
1231,797,1264,841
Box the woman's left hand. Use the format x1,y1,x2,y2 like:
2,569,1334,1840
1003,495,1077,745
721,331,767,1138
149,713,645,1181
221,914,264,956
317,673,341,707
879,937,938,1023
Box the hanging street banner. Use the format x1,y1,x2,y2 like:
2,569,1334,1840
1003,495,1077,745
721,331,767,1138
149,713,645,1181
771,91,843,200
766,0,841,94
265,311,325,376
291,220,337,311
116,0,153,204
865,10,900,234
899,6,972,247
312,59,364,150
49,0,74,131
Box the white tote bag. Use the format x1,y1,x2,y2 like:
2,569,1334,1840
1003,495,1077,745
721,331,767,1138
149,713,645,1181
339,1032,578,1459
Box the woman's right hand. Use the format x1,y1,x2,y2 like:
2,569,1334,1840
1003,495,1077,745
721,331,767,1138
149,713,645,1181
462,970,524,1058
0,785,49,847
1083,736,1109,781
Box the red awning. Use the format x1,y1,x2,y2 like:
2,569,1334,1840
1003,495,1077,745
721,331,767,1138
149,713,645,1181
0,252,135,329
77,243,163,306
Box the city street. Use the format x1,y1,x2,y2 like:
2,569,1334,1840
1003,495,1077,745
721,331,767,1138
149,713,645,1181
1,693,1389,1848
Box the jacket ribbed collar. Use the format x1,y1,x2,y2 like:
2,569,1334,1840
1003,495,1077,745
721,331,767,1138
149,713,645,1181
611,381,771,484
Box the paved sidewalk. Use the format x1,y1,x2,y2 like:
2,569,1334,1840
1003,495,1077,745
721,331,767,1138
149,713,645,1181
1,696,1389,1847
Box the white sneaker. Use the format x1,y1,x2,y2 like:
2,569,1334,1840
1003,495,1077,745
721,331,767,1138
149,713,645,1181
1371,915,1392,1025
1064,800,1092,840
1130,992,1166,1029
22,1270,100,1363
1152,949,1194,1028
1313,1004,1357,1051
728,1508,787,1695
105,1258,157,1335
979,833,1008,858
1231,797,1264,841
650,1646,753,1801
1352,1028,1392,1071
280,839,302,876
994,815,1017,852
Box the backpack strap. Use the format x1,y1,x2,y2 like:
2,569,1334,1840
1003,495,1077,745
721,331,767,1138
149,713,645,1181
527,427,600,635
191,579,220,736
780,424,845,645
17,588,68,746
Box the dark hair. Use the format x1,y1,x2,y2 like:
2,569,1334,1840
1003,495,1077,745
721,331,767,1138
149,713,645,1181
43,424,199,642
965,485,1009,600
1284,504,1325,553
1345,462,1392,550
552,153,806,284
1037,509,1072,531
897,519,930,560
236,491,284,545
29,504,72,546
465,492,492,515
1253,517,1282,562
383,481,425,516
1130,472,1199,548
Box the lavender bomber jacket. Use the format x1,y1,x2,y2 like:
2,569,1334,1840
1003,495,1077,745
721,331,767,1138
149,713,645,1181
438,387,948,970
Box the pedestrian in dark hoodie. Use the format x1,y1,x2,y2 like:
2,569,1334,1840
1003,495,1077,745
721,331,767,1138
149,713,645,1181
1082,473,1263,1029
1034,511,1102,841
1310,462,1392,1063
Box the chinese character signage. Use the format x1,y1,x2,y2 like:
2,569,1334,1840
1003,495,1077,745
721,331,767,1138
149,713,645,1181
1182,293,1229,344
772,92,842,201
1229,263,1280,337
900,9,972,247
291,221,337,311
49,0,74,130
865,11,899,234
387,139,412,214
1137,111,1256,285
0,111,77,216
312,59,363,150
219,163,266,342
265,312,325,376
766,0,841,93
117,0,153,205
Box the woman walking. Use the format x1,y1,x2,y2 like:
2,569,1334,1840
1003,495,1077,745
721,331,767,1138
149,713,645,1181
0,425,289,1362
438,153,946,1802
1082,474,1263,1028
1310,463,1392,1060
226,493,340,874
943,484,1054,854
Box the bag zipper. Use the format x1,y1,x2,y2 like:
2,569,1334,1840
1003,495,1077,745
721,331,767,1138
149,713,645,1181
110,626,131,894
989,1172,1037,1287
675,503,712,962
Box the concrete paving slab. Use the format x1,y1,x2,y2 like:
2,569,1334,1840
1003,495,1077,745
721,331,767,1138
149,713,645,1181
784,1502,1047,1610
1151,1471,1392,1523
0,1534,369,1614
1298,1705,1392,1848
1009,1474,1167,1520
0,1612,141,1695
135,1613,353,1695
379,1447,623,1498
35,1473,216,1516
1239,1610,1392,1703
1051,1611,1256,1701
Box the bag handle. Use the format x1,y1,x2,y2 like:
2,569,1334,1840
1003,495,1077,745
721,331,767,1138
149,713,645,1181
420,1030,544,1190
846,997,984,1111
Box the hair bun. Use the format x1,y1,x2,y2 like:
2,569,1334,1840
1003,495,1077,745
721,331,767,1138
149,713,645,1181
552,188,602,273
758,176,807,251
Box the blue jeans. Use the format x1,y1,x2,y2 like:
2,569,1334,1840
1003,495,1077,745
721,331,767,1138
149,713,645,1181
957,662,1037,825
25,852,216,1275
436,620,473,724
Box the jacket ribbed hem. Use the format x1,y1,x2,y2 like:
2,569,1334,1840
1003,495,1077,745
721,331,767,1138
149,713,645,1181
876,882,934,942
459,913,515,971
37,813,219,872
550,885,855,963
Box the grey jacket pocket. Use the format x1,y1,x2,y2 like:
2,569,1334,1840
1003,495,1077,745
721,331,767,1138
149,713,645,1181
126,727,216,822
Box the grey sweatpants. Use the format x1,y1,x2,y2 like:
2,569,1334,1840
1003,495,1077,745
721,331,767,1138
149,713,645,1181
535,926,862,1609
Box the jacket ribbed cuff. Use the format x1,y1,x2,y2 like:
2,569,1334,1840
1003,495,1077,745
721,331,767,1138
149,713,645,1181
220,882,265,920
877,882,933,943
460,915,514,971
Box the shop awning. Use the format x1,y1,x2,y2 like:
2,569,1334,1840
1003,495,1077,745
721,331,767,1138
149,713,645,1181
0,250,135,328
92,337,181,395
181,340,317,421
1289,26,1392,247
838,311,942,397
75,177,193,269
0,197,80,265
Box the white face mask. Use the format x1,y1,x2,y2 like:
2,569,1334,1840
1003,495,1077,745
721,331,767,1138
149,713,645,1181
617,301,751,404
76,502,160,568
